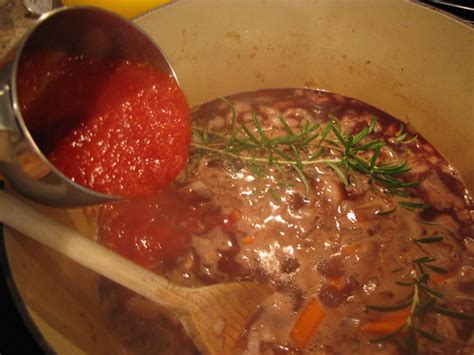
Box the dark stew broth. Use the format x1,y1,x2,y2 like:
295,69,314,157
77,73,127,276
98,89,473,354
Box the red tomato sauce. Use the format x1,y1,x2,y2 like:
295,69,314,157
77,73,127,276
17,51,191,197
98,186,239,268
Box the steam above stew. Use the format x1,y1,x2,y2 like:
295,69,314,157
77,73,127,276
98,89,473,354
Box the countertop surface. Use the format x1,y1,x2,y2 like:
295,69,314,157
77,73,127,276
0,0,34,58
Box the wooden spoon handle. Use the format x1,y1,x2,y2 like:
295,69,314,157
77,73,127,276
0,190,188,312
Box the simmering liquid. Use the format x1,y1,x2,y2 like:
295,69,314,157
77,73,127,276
98,89,473,354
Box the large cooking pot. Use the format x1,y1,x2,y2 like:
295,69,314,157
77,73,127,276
2,1,473,354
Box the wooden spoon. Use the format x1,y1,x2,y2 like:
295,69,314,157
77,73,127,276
0,190,272,354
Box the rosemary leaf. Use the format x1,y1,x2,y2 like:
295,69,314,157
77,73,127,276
229,127,243,147
347,157,371,174
400,201,429,210
397,280,416,286
293,166,310,195
368,116,378,133
279,115,294,135
302,122,320,135
273,147,293,162
325,161,349,187
395,132,408,142
387,188,411,197
219,97,237,133
233,137,257,149
309,147,325,161
414,298,436,316
396,123,405,137
353,139,384,152
413,256,436,264
426,265,448,274
372,161,410,174
252,112,269,142
330,125,348,148
432,305,474,320
417,283,444,298
418,273,429,284
300,132,320,146
375,174,419,188
369,146,382,169
413,236,444,244
376,206,397,216
268,188,281,203
246,160,266,177
369,326,404,343
401,135,418,145
268,148,274,165
300,118,310,132
415,328,444,344
273,160,287,178
352,126,370,145
291,145,303,169
318,122,332,147
271,134,302,145
202,129,209,144
367,298,413,312
241,124,260,144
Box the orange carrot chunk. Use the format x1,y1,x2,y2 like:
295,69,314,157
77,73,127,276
290,297,326,348
361,318,406,334
430,271,454,284
361,308,410,335
381,307,411,321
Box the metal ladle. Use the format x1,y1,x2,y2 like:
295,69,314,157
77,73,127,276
0,7,178,207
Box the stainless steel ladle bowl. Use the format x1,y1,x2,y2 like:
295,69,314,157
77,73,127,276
0,6,178,207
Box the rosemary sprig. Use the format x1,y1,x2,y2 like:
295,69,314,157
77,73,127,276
367,235,474,354
375,206,397,216
413,236,444,244
392,123,418,145
400,201,429,210
190,102,418,196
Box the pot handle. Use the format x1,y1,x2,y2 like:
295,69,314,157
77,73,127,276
0,84,18,133
0,84,19,164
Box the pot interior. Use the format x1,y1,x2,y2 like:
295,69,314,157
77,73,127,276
3,1,473,354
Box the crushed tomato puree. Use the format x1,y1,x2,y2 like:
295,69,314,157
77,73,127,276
17,51,191,197
98,187,239,268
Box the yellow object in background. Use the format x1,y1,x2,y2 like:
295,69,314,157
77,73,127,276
62,0,171,19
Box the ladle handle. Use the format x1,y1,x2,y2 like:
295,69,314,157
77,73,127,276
0,190,188,312
0,82,19,134
0,82,19,164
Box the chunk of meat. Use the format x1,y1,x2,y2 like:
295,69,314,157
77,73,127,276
417,172,464,211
